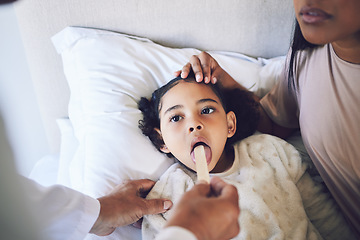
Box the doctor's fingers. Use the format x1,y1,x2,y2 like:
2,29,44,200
209,178,240,239
189,180,212,197
141,198,173,215
210,177,239,203
118,179,156,197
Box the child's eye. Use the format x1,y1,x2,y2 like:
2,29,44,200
201,107,215,114
170,115,183,122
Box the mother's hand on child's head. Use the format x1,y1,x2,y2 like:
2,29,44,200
174,51,241,90
174,52,223,84
165,176,240,240
90,179,173,236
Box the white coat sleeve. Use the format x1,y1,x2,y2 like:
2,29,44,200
21,176,100,240
1,115,99,240
155,226,197,240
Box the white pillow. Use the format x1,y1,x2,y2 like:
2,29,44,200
56,117,78,187
52,27,283,197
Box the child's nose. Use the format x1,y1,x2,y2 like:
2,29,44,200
189,124,202,132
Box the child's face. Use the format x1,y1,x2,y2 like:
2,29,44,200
157,80,236,173
294,0,360,45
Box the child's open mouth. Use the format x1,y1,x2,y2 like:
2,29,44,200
190,142,212,166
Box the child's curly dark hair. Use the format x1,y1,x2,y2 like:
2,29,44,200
223,88,259,146
138,76,259,158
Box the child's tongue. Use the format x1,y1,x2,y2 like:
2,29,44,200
191,144,212,165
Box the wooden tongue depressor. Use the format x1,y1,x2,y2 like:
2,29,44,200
194,145,210,183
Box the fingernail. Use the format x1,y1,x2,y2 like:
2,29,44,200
196,180,209,185
213,77,217,84
164,200,172,210
204,77,209,83
196,74,201,82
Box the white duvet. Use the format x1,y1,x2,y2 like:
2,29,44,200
84,134,354,240
142,134,321,240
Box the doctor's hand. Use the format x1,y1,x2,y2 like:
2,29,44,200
165,176,240,240
90,179,173,236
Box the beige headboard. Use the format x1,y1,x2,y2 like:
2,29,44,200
14,0,294,152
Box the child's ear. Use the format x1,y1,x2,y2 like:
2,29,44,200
160,145,170,153
226,111,236,138
155,128,170,153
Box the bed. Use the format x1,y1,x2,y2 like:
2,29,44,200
14,0,347,239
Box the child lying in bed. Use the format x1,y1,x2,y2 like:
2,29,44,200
138,75,350,240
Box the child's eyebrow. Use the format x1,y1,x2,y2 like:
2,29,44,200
164,104,183,115
163,98,219,115
198,98,218,105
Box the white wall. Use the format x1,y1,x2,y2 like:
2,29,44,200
0,3,50,177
